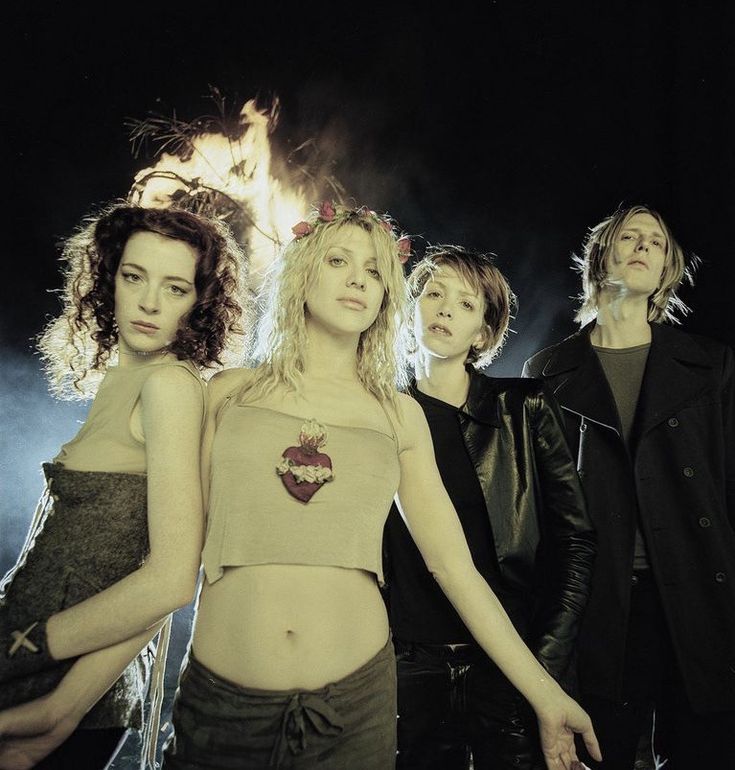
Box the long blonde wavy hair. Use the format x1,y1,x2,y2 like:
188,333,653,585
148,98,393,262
239,204,410,405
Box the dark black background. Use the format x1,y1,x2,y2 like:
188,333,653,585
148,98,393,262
2,2,734,765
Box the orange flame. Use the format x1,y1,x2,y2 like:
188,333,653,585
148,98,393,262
129,100,308,284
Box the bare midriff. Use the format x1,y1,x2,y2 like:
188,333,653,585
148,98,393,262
192,563,389,690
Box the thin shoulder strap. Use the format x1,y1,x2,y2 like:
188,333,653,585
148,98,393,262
377,397,403,452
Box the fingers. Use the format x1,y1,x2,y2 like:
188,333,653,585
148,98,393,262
541,729,579,770
582,723,602,762
542,750,576,770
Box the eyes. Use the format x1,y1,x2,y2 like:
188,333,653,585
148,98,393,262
620,233,664,248
424,288,476,311
121,270,142,284
327,255,381,280
120,271,191,297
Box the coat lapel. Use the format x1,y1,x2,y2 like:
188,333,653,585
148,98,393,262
462,369,502,428
634,324,713,439
541,324,620,433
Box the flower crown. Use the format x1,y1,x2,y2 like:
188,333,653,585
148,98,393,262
291,201,411,264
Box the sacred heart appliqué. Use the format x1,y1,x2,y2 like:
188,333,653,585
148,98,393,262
276,418,334,503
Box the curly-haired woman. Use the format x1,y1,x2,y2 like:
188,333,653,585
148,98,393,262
161,203,601,770
0,203,245,769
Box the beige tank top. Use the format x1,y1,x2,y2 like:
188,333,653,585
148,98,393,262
201,402,401,585
54,359,204,474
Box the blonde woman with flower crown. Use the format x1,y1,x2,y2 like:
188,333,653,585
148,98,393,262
162,203,602,770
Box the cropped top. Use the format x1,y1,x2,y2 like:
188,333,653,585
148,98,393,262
55,359,203,473
201,402,401,585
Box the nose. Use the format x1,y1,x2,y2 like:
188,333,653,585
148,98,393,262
437,302,452,319
635,237,649,252
138,286,160,314
346,268,366,291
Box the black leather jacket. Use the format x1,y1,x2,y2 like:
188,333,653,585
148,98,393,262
386,370,596,683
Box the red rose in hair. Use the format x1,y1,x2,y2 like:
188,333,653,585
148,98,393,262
397,236,411,264
292,221,314,239
318,201,336,222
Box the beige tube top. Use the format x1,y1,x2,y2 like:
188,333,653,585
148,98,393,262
201,403,401,585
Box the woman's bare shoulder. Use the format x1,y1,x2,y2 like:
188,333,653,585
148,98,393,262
208,367,258,406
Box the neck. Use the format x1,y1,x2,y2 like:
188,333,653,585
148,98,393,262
302,322,362,383
590,292,652,348
117,343,173,368
414,351,470,407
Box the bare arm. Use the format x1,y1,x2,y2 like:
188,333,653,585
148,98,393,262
0,626,161,769
45,366,204,659
393,394,601,769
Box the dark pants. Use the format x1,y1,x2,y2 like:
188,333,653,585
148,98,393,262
395,639,543,770
163,638,397,769
34,728,127,770
579,571,735,770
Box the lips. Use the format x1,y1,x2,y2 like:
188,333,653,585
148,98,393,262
338,297,367,310
428,323,451,336
627,259,649,269
131,320,160,335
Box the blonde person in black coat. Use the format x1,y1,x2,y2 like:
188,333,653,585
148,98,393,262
524,205,735,769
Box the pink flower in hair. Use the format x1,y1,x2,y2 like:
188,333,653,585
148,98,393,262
379,219,393,234
292,221,314,239
318,201,336,222
397,236,411,264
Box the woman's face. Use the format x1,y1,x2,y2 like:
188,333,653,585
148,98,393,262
413,264,488,362
304,225,385,338
114,230,198,355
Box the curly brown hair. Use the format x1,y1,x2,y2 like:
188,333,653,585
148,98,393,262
39,203,248,398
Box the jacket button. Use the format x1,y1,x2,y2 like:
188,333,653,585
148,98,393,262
699,517,711,528
682,466,695,478
715,572,727,583
668,417,679,427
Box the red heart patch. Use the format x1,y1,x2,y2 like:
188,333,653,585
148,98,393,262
276,419,334,504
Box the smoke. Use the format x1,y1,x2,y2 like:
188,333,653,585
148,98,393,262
0,349,89,575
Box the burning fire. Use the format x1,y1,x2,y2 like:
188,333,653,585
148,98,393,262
128,99,308,284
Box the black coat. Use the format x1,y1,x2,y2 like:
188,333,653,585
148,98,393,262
385,372,596,684
523,323,735,713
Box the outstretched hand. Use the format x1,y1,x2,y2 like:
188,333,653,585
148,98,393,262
536,691,601,770
0,696,78,770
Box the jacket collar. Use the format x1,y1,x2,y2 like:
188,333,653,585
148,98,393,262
542,323,620,432
541,321,714,435
408,369,503,428
462,367,503,428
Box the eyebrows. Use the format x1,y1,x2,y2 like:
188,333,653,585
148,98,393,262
119,261,194,285
427,278,480,299
326,246,378,264
619,226,667,242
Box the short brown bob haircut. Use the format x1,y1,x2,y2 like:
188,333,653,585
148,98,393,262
406,244,515,368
